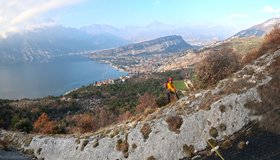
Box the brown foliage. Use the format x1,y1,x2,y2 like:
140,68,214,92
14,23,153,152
33,112,56,134
165,115,183,134
118,111,133,122
242,25,280,64
72,114,96,133
135,93,158,114
195,44,240,88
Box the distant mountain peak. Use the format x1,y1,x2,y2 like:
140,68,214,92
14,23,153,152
232,18,280,38
260,18,280,27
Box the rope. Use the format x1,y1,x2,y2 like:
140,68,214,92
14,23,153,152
191,123,225,160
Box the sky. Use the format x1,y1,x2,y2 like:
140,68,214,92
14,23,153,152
0,0,280,37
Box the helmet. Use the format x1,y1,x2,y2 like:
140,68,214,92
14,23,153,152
168,77,173,81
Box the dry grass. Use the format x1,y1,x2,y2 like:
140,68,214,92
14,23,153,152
140,123,152,140
116,138,129,157
219,105,226,113
165,116,183,134
242,25,280,64
132,143,137,149
183,144,195,158
219,123,227,131
146,156,156,160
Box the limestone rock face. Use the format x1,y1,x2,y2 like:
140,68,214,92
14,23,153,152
1,49,279,160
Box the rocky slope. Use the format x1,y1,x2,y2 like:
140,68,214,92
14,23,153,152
1,49,279,160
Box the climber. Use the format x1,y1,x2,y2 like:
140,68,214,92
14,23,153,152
165,77,179,103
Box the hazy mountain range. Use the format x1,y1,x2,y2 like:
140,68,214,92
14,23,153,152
0,18,279,64
81,22,237,46
0,26,129,64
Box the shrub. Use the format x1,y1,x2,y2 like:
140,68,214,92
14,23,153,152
118,111,132,122
183,144,195,158
33,112,56,134
75,114,96,133
209,127,219,138
140,123,152,140
14,118,33,133
147,156,156,160
195,44,240,88
136,93,158,114
116,139,129,157
242,25,280,64
165,115,183,134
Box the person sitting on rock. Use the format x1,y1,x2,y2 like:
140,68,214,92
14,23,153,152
165,77,179,103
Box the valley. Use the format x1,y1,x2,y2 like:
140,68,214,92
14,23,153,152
0,16,280,160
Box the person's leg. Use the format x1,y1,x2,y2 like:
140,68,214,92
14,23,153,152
175,92,179,99
166,91,171,103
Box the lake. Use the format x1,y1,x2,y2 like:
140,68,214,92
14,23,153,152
0,55,126,99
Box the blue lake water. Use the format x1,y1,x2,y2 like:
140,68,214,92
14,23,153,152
0,56,126,99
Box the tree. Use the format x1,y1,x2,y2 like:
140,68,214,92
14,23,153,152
34,112,56,134
135,93,158,114
15,118,33,133
195,44,240,88
75,114,96,133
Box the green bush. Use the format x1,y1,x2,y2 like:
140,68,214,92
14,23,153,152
15,118,33,133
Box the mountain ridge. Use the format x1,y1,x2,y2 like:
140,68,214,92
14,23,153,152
232,18,280,38
91,35,192,56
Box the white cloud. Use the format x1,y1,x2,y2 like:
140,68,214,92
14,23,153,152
262,6,280,13
0,0,82,38
228,13,248,19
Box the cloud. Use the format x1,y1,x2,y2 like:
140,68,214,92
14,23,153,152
228,13,248,19
262,6,280,13
0,0,82,38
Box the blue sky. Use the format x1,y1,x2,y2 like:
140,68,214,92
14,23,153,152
1,0,280,37
52,0,280,28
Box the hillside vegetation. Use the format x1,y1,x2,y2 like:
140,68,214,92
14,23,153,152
0,70,185,134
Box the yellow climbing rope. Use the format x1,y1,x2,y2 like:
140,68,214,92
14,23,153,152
192,123,225,160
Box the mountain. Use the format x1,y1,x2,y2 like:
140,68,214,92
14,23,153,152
89,35,194,73
0,26,129,64
233,18,280,38
91,35,193,57
2,47,280,160
81,23,237,46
